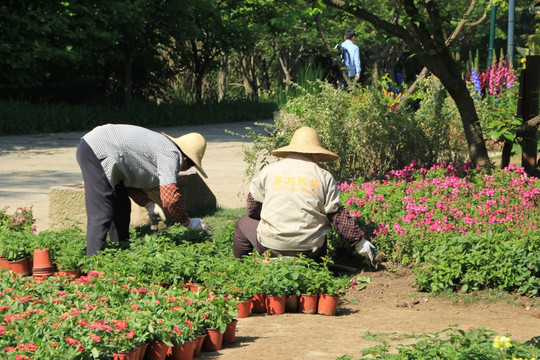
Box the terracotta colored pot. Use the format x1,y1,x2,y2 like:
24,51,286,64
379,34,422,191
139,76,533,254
183,283,201,292
202,328,223,352
57,269,82,279
285,294,299,313
145,341,169,360
236,298,251,318
299,294,319,314
194,334,205,357
265,294,286,315
172,340,197,360
112,349,138,360
32,248,55,278
0,257,10,270
8,258,31,276
318,294,340,316
138,343,148,360
251,293,266,313
223,319,237,345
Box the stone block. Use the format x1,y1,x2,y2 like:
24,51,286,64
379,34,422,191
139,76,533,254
49,170,216,231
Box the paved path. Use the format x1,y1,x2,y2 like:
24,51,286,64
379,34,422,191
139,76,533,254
0,121,272,231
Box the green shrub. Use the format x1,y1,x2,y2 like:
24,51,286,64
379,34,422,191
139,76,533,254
340,327,540,359
243,78,469,181
413,231,540,296
0,99,277,135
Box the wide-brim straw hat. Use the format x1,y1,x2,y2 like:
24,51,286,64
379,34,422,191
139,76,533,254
162,132,208,178
271,126,339,162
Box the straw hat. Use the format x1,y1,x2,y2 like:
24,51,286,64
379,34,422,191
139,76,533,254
162,132,208,178
271,127,339,162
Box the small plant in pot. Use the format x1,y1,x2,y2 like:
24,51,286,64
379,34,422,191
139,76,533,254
54,239,86,276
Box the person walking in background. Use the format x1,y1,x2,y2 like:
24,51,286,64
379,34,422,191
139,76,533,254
340,29,361,83
76,124,211,256
233,126,376,264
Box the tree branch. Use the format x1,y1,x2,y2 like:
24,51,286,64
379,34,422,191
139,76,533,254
516,115,540,136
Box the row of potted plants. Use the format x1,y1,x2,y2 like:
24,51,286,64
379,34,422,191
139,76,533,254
0,269,240,359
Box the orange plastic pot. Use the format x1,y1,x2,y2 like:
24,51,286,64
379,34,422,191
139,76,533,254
172,340,197,360
0,257,10,270
57,269,82,279
145,341,169,360
202,328,223,352
299,294,318,314
251,293,266,313
112,349,138,360
266,294,286,315
285,294,299,313
223,319,237,345
318,294,340,316
194,334,205,357
236,298,251,318
138,343,148,360
8,258,31,276
32,248,55,278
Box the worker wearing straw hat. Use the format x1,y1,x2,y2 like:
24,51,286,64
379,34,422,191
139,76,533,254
77,124,211,256
233,126,376,263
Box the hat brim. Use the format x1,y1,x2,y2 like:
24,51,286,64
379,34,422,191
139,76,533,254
162,133,208,178
271,144,339,162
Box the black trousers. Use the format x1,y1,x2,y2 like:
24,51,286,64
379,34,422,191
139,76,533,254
76,139,131,256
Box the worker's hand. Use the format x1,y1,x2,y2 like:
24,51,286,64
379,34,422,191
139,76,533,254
146,202,166,226
355,238,377,266
187,218,212,234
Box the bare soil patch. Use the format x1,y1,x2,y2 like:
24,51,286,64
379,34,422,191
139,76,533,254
201,264,539,360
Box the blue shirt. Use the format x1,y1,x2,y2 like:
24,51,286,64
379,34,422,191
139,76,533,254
341,40,361,78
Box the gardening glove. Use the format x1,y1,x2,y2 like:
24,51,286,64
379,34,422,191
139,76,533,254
355,238,377,266
187,218,212,234
146,202,166,230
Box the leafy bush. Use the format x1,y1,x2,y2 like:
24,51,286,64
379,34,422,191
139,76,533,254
243,78,469,181
0,99,276,135
339,327,540,359
414,231,540,295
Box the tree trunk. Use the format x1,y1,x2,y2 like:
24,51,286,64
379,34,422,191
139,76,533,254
427,55,490,167
218,53,229,102
241,55,258,100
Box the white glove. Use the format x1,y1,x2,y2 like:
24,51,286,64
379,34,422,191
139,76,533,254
186,218,212,233
146,203,166,226
355,238,377,266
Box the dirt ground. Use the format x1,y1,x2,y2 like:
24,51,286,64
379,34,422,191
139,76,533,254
1,123,539,360
200,264,539,360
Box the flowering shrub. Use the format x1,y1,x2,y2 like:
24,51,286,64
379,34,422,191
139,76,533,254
338,162,540,294
0,207,35,233
0,271,236,358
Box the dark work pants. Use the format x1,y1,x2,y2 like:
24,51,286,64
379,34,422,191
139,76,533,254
76,139,131,256
233,215,326,260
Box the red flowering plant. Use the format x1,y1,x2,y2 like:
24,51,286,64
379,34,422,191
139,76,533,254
197,292,234,333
